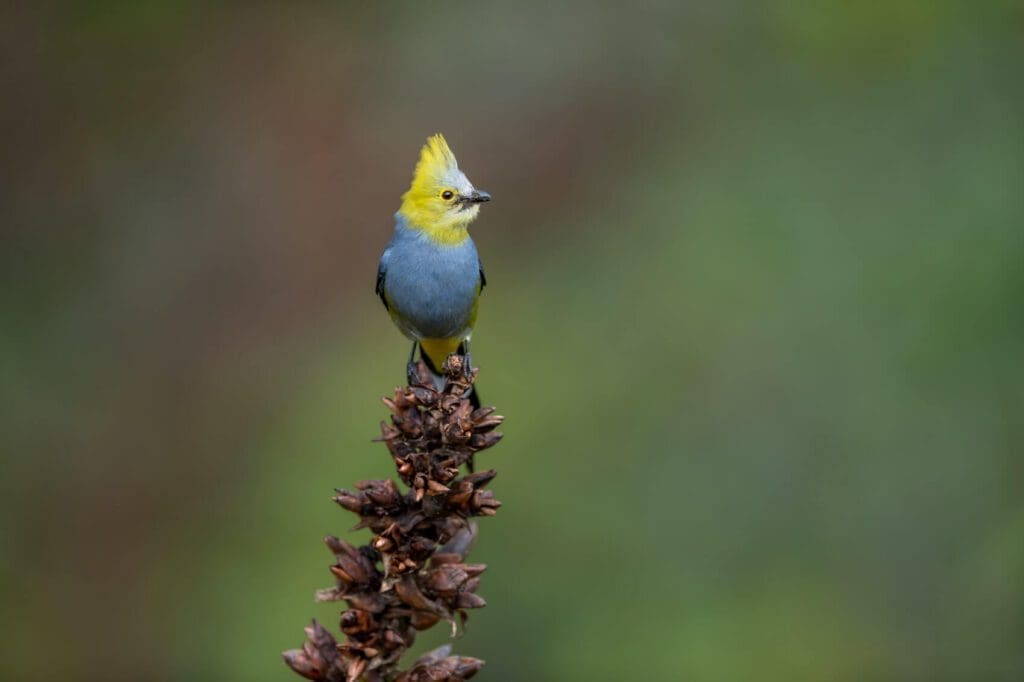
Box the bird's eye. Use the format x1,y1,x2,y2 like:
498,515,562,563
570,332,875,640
441,190,454,200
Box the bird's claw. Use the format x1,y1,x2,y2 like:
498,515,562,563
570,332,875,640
406,361,420,386
462,354,473,382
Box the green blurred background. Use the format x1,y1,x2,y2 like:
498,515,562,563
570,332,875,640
2,2,1022,680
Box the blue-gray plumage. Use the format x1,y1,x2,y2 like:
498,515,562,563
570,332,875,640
378,214,483,342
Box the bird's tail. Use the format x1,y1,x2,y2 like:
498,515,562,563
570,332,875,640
419,340,480,409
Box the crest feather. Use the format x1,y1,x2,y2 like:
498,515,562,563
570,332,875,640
411,133,458,188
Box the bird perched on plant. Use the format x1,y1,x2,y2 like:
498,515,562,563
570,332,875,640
375,134,490,408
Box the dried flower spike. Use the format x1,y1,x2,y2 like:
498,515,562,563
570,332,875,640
284,356,503,681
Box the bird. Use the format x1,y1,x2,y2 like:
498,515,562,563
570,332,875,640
375,134,490,408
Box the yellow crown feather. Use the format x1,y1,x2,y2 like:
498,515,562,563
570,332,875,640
399,134,478,242
405,134,458,200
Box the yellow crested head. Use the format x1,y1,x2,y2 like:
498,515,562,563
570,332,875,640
399,134,490,243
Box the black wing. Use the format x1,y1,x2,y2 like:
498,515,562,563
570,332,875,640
375,261,389,310
479,263,487,292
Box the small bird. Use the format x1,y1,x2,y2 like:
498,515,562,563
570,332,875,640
376,134,491,407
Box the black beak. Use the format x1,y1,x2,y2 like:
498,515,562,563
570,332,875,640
466,189,491,204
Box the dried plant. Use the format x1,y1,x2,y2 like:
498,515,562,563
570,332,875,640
283,355,503,681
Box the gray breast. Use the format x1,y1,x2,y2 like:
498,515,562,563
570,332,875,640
382,223,480,340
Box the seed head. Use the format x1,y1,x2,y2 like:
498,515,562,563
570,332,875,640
284,356,502,681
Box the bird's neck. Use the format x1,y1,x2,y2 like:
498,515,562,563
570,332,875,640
396,207,472,246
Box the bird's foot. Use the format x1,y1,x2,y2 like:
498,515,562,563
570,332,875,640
406,361,420,386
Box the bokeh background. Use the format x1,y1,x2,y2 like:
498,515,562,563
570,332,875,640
3,2,1023,680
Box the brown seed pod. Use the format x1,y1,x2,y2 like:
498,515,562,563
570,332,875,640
284,356,501,681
